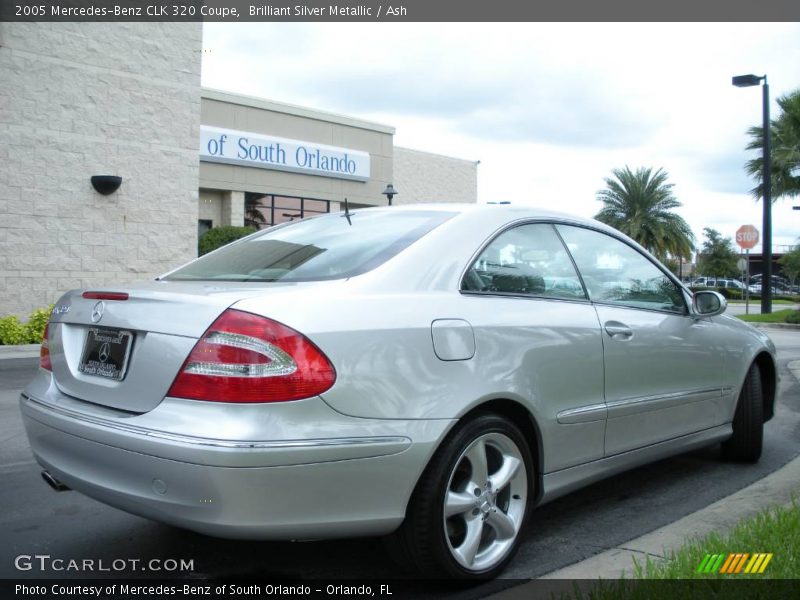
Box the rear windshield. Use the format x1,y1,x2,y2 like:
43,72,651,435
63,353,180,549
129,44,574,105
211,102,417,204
163,210,455,282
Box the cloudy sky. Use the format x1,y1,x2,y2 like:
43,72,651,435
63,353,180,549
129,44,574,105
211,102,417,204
201,22,800,255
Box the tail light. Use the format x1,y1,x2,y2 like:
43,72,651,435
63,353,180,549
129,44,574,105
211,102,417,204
167,309,336,403
40,323,52,371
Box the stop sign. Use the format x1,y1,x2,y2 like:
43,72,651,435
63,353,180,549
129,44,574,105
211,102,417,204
736,225,759,250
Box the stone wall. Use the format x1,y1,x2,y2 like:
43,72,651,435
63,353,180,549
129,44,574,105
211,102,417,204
393,147,478,205
0,23,202,317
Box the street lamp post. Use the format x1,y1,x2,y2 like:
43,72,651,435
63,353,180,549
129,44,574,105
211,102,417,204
382,183,398,206
733,73,772,314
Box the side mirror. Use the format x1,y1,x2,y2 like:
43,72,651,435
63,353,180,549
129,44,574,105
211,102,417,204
693,290,727,317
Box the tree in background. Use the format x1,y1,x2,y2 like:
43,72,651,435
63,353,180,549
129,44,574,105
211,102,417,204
745,89,800,200
778,245,800,289
697,228,738,278
595,166,694,262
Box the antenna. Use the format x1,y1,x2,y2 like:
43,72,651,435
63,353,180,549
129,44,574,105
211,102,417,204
343,197,352,226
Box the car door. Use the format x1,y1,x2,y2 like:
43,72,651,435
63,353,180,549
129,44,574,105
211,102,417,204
461,222,607,472
556,225,727,456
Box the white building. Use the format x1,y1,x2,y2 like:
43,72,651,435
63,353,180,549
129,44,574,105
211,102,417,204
0,23,477,317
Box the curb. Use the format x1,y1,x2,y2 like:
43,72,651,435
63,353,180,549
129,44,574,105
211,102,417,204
754,323,800,330
0,343,40,357
0,344,40,371
533,456,799,581
487,456,800,598
489,359,800,593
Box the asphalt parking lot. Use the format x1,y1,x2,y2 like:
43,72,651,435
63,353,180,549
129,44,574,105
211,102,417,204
1,329,799,588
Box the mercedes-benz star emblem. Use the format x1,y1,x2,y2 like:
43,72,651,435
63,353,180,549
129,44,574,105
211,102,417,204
98,342,111,363
91,301,105,323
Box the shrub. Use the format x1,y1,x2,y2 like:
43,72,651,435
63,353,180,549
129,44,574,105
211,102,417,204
198,226,256,256
0,316,28,345
713,288,744,300
689,287,744,301
25,305,53,343
0,305,55,345
786,310,800,325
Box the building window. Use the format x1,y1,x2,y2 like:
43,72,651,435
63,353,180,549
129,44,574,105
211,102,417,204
245,193,331,229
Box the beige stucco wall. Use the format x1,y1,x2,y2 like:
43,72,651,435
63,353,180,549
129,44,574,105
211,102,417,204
393,147,478,204
0,22,202,317
199,89,394,207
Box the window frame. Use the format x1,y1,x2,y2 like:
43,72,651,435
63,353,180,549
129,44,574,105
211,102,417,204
459,220,591,303
554,223,690,316
459,218,690,316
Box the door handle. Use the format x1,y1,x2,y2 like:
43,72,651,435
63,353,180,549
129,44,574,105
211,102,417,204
604,321,633,339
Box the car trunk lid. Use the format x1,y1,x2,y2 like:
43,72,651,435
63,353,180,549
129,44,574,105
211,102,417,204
46,280,318,413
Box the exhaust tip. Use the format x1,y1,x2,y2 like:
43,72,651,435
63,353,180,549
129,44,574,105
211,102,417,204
41,470,70,492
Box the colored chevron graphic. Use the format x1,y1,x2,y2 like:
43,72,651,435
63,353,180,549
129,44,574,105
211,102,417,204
696,552,773,574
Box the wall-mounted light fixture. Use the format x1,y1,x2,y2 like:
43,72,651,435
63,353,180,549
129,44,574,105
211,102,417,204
91,175,122,195
382,183,398,206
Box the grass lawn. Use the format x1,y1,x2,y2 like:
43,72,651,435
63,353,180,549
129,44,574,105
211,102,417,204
728,298,796,305
571,501,800,599
737,309,798,324
631,501,800,579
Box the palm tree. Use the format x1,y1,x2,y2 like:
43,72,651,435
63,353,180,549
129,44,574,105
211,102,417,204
244,192,269,229
745,89,800,200
595,166,695,261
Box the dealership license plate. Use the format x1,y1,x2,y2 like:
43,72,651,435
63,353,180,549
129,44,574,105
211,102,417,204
78,328,133,381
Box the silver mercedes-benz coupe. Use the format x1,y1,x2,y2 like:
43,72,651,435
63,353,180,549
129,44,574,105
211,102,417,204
20,205,777,579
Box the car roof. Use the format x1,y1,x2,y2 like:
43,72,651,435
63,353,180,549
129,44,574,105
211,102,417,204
358,202,586,218
353,203,609,229
347,203,656,258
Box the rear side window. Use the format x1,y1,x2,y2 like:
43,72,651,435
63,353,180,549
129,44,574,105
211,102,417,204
461,223,587,300
164,210,455,282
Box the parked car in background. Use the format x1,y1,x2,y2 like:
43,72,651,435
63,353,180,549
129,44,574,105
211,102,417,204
716,279,746,290
691,277,744,290
20,205,778,579
749,274,793,296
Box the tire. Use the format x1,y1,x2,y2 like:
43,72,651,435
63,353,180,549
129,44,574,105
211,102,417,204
721,363,764,462
388,413,533,580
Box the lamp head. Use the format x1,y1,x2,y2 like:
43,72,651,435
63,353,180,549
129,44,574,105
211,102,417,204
381,184,398,205
732,74,763,88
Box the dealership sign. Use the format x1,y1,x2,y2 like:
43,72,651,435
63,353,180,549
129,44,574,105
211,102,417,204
199,126,370,182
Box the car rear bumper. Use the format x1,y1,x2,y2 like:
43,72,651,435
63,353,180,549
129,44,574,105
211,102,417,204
20,370,454,540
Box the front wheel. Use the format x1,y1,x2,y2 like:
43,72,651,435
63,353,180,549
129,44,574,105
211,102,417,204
389,414,533,579
721,363,764,462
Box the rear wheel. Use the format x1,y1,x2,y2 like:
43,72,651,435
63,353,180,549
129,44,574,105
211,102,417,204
721,363,764,462
389,414,533,579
